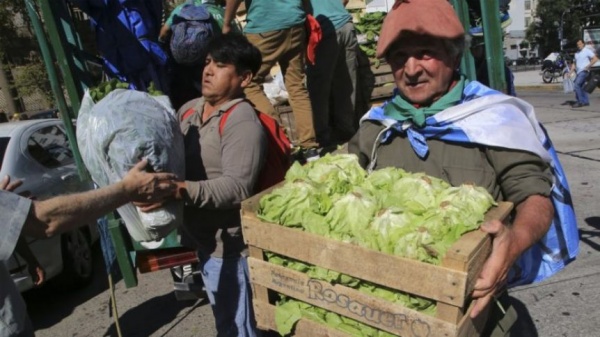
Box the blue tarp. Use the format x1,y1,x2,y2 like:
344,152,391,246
69,0,169,92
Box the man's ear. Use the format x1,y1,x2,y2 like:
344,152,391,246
240,70,253,88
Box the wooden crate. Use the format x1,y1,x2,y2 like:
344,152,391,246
274,61,395,144
275,104,297,145
369,62,396,102
241,186,513,337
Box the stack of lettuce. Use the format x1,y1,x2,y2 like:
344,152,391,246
257,154,497,337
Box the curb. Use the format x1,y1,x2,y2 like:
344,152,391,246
515,84,562,91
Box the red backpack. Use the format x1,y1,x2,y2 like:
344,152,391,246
182,101,291,191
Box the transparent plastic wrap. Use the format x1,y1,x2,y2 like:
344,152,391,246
263,70,288,106
77,89,185,242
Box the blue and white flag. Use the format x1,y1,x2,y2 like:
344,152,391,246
362,81,579,287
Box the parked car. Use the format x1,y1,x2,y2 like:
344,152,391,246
527,57,542,65
0,119,98,292
28,108,59,120
515,57,528,66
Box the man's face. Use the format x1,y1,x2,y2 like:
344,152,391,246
577,40,585,50
201,55,249,103
386,35,459,105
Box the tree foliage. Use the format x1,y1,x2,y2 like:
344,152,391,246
0,0,35,59
0,0,53,110
527,0,600,57
14,57,53,108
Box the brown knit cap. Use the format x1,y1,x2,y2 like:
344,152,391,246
376,0,465,58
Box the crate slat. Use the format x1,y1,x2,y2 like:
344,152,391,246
254,300,350,337
249,246,269,303
254,298,491,337
371,63,392,75
456,300,493,337
242,215,468,307
248,258,457,336
370,85,395,101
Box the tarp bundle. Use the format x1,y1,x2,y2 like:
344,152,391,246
69,0,168,92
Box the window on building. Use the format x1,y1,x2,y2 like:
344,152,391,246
511,44,518,50
525,17,532,27
525,0,531,10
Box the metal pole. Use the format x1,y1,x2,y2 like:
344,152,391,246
559,10,567,51
38,0,91,116
481,0,507,93
24,0,90,181
451,0,477,81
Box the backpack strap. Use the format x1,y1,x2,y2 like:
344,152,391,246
182,108,195,121
218,101,248,136
179,98,203,123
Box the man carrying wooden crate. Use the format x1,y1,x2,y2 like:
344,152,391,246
348,0,579,336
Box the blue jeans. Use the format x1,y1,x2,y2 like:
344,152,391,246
198,253,259,337
574,71,590,105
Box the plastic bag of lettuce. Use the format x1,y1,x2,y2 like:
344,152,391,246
77,89,185,242
257,153,497,336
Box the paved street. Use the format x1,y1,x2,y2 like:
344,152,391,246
23,85,600,337
506,87,600,337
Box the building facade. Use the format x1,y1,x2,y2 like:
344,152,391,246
504,0,540,60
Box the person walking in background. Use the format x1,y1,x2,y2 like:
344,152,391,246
570,39,599,108
223,0,320,160
306,0,358,148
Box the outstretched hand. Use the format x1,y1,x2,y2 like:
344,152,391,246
0,175,23,192
134,181,188,212
470,219,517,318
121,159,178,203
29,264,46,286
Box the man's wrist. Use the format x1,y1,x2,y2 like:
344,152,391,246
117,179,135,201
175,181,187,200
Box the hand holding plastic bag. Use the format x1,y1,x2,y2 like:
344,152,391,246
77,89,185,242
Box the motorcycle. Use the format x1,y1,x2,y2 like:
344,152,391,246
541,54,568,83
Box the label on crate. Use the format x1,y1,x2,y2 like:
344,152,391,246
307,279,432,337
270,269,306,295
259,261,439,337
